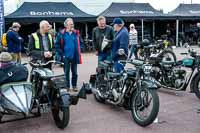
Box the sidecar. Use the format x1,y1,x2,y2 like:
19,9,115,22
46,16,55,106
0,82,35,122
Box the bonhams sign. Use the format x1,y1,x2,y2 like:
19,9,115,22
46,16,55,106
120,10,154,14
189,10,200,14
30,11,74,16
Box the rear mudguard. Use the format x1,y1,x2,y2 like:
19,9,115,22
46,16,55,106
190,72,200,92
141,79,159,90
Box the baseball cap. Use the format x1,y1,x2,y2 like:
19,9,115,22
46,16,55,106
111,18,124,25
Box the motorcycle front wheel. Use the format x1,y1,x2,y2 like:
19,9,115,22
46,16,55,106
192,74,200,99
52,98,70,129
131,89,159,127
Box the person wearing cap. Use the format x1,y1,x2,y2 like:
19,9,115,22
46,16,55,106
92,16,114,64
0,52,28,85
0,52,13,68
6,22,23,63
111,18,129,73
28,20,54,69
129,23,138,59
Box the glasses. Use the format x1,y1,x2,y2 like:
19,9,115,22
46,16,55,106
130,27,134,28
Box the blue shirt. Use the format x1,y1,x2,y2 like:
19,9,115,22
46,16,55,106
112,27,129,61
63,32,76,60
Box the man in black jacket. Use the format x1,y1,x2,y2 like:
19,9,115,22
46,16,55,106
92,16,114,64
28,20,54,69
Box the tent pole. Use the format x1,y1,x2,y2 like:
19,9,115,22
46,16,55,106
176,19,179,47
153,21,155,39
142,19,144,41
53,22,56,31
182,20,184,32
85,23,88,39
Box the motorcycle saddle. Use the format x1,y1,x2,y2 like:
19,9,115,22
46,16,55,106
107,72,122,78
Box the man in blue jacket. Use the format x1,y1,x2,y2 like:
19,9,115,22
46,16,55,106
55,18,82,92
6,22,22,63
111,18,129,73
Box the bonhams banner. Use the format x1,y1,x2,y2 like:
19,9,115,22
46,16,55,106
0,0,4,39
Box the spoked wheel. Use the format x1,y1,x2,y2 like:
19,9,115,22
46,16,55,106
159,50,177,62
52,97,70,129
131,89,159,127
192,74,200,100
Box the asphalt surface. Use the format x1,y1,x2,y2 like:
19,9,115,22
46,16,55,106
0,47,200,133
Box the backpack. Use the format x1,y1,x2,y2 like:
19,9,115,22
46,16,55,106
1,33,7,47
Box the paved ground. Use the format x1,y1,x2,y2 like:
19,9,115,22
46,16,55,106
0,47,200,133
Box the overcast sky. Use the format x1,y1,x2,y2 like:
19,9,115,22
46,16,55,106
3,0,200,15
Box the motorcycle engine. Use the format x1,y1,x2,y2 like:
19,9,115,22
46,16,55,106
111,79,123,101
172,67,186,89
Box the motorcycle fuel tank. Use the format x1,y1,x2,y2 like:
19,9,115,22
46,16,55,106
182,58,194,67
0,82,33,115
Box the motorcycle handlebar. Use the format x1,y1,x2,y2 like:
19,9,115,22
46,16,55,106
29,60,58,67
119,59,144,66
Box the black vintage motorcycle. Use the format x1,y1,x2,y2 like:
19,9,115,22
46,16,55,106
148,47,200,99
136,39,177,62
0,60,86,129
90,59,160,127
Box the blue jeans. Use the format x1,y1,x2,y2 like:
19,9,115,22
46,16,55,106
64,58,78,88
129,45,136,59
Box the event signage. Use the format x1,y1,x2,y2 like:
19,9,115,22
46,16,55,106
120,10,154,14
0,0,4,39
30,11,74,16
189,10,200,14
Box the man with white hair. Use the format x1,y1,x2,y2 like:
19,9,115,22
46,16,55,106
28,20,54,69
55,18,82,92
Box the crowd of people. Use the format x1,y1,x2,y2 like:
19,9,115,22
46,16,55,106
0,16,139,92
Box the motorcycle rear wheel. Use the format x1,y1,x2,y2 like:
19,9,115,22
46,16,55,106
131,89,159,127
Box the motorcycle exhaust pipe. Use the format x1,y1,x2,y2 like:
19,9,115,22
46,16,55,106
154,80,177,90
92,87,102,97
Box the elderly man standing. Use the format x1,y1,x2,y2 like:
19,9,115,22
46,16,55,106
6,22,23,63
28,20,53,69
112,18,129,73
55,18,82,92
92,16,114,64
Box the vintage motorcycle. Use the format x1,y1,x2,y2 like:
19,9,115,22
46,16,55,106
136,39,177,62
148,47,200,98
0,60,86,129
90,58,160,127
